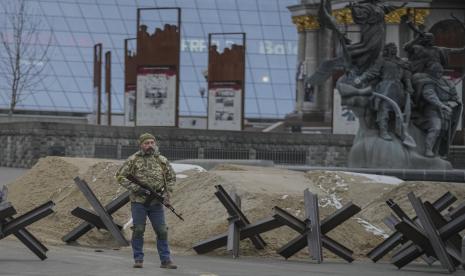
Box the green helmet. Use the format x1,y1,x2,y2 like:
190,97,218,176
138,133,156,145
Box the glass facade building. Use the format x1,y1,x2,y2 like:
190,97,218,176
0,0,298,119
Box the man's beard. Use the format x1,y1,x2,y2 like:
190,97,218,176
143,146,158,155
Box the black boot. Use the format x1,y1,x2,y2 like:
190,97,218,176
160,260,177,269
133,260,143,268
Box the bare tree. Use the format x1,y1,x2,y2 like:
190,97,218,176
0,0,52,118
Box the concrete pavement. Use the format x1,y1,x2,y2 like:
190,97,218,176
0,167,28,187
0,167,454,275
0,240,451,276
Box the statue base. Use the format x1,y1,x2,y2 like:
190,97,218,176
348,126,452,170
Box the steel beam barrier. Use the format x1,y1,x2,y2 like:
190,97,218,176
1,201,54,236
0,202,16,219
274,197,359,262
215,185,265,249
62,191,129,243
368,192,456,262
71,207,123,230
305,190,322,263
73,177,128,246
193,216,284,254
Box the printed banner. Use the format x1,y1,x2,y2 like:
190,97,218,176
208,83,242,131
124,84,136,126
136,67,177,126
332,89,359,135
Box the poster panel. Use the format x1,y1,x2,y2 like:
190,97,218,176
124,84,136,126
208,83,242,131
136,66,177,126
332,89,359,135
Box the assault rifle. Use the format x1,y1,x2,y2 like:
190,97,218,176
126,175,184,221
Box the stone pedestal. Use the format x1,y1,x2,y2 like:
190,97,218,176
288,2,333,127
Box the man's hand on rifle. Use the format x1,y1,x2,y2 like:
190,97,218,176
135,188,152,197
163,193,171,205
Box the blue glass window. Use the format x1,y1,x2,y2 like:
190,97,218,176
0,0,299,117
274,84,295,100
258,99,278,117
257,0,279,12
198,10,220,24
248,54,268,68
267,55,288,69
276,99,294,116
218,10,240,25
195,0,217,9
183,9,201,23
235,0,257,11
39,2,63,16
69,62,90,78
245,99,258,114
214,1,237,10
262,26,284,40
60,3,81,17
75,4,101,18
244,25,263,39
239,11,260,25
260,12,281,25
270,69,291,84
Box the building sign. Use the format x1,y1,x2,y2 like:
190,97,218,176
124,84,136,126
208,82,243,131
332,89,359,135
136,66,177,126
259,40,297,55
180,38,297,55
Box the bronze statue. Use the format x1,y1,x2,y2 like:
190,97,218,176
412,62,462,157
356,43,414,144
347,0,405,72
404,16,465,74
308,0,465,169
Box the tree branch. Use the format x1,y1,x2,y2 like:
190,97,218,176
0,0,52,112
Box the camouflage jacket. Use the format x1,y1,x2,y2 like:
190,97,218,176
115,150,176,204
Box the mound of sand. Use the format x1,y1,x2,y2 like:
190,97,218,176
7,157,128,247
6,157,465,260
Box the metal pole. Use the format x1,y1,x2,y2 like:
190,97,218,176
105,51,111,126
94,44,102,125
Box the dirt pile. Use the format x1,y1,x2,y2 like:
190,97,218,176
6,158,465,260
7,157,128,247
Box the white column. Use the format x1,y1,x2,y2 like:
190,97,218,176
318,27,333,123
302,29,319,112
295,31,306,114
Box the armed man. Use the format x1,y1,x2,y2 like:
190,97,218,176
115,133,177,269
